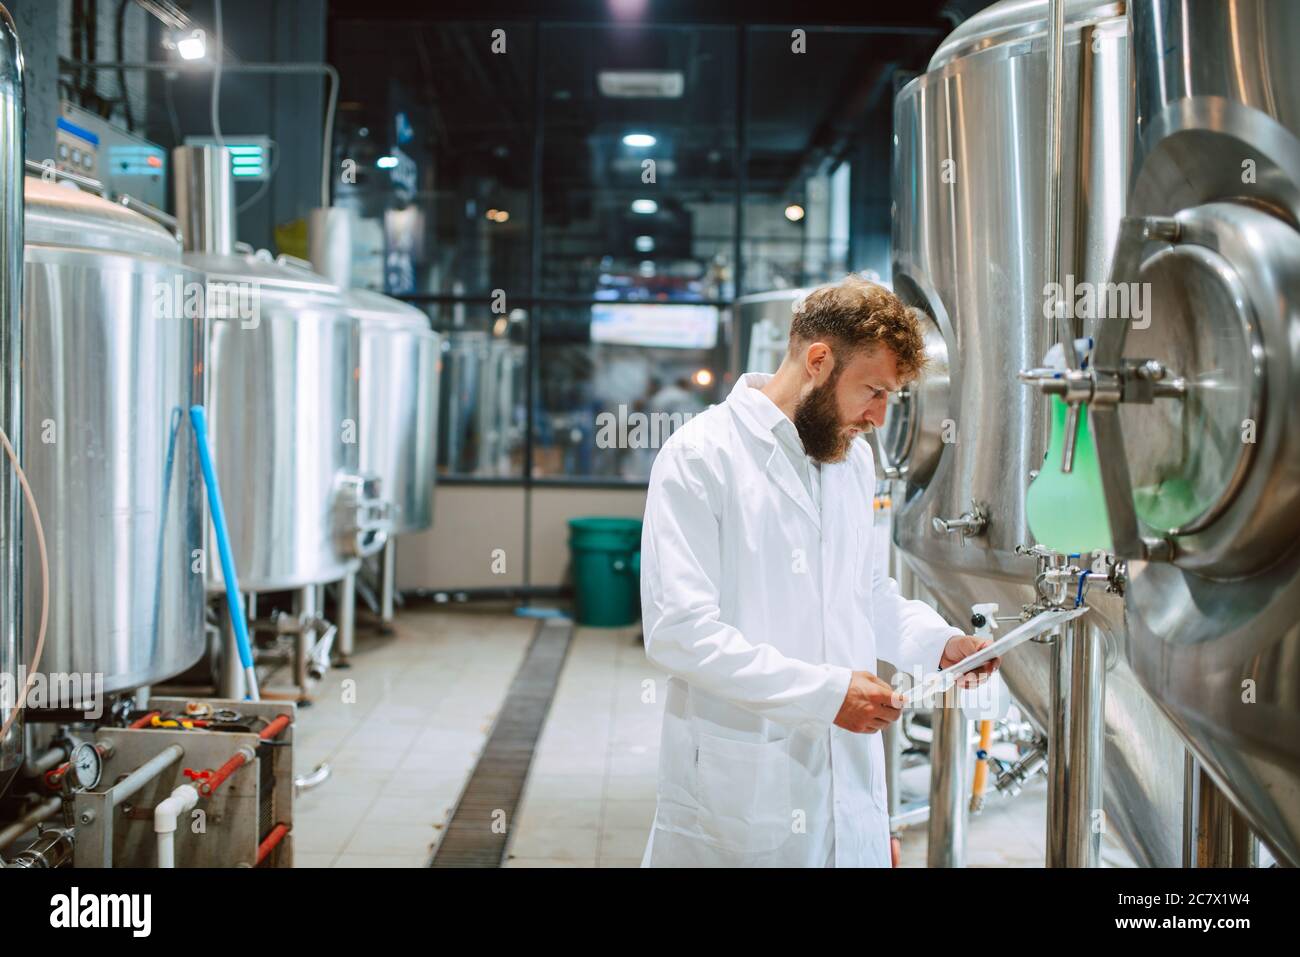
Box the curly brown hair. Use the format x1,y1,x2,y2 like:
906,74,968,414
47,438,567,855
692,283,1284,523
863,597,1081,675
788,275,928,380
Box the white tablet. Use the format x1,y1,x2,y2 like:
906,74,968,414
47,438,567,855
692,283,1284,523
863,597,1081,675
900,605,1090,706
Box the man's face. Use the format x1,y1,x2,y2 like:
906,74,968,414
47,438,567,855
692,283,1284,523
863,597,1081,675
793,345,905,464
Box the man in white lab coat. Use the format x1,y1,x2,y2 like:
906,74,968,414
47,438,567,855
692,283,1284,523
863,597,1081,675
639,276,997,867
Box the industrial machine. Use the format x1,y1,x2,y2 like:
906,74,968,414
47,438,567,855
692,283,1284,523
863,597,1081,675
1024,0,1300,866
0,10,296,868
887,0,1189,867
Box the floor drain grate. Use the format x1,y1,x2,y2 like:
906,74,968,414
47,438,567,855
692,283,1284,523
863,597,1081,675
428,617,574,867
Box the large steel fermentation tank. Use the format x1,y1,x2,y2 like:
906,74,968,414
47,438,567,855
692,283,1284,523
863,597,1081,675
354,290,441,537
195,252,364,591
1090,0,1300,866
888,0,1186,866
21,177,206,694
176,148,372,594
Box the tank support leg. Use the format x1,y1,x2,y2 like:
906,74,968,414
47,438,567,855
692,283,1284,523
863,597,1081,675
927,683,968,867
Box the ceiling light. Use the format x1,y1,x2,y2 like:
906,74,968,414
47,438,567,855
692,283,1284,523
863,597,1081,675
635,235,654,252
376,155,398,169
631,199,658,215
176,29,207,60
785,203,805,222
693,369,714,387
622,132,656,148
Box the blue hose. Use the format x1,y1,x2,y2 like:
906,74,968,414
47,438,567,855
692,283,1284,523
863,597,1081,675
189,405,258,699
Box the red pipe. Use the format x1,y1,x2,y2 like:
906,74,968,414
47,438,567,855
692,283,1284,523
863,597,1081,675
196,714,291,796
257,823,290,865
200,751,248,796
129,711,160,729
259,714,291,740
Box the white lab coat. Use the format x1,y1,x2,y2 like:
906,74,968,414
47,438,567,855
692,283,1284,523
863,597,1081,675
639,372,961,867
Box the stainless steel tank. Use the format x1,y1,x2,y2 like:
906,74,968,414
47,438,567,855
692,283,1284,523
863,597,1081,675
194,249,364,591
176,146,375,593
1089,0,1300,866
352,290,440,536
21,176,206,694
439,330,525,476
0,3,22,788
888,0,1186,866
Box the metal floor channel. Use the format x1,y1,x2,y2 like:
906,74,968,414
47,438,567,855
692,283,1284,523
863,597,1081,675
428,617,575,867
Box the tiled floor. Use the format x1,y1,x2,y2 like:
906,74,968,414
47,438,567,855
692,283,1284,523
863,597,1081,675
503,624,658,868
292,606,1126,868
290,606,533,867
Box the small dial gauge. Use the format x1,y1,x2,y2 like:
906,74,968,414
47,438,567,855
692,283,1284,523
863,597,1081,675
69,742,102,790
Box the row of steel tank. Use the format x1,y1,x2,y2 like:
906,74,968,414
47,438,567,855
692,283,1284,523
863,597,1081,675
885,0,1300,867
6,137,441,726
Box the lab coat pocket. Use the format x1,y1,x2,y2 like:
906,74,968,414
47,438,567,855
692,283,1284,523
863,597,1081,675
695,733,792,853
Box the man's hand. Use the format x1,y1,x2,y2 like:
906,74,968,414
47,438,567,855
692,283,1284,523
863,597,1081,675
833,671,904,733
939,635,1001,688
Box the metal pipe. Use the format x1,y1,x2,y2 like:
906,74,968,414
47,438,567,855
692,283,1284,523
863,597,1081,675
107,743,184,808
257,822,290,865
380,537,397,624
295,586,317,695
5,826,74,867
926,683,967,867
0,796,61,849
1064,619,1105,866
1188,760,1256,867
0,2,23,783
198,745,255,796
1045,625,1070,866
173,146,234,255
117,193,182,244
216,598,246,700
338,570,356,660
23,157,104,194
1043,0,1073,370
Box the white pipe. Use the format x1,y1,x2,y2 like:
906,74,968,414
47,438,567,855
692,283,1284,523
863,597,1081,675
153,784,200,869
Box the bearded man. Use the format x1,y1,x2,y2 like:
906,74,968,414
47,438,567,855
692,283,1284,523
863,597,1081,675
639,275,997,868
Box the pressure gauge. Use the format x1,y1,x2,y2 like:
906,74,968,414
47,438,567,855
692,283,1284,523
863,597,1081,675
69,742,102,790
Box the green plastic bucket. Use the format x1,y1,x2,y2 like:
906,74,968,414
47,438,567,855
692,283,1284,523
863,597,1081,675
568,517,643,627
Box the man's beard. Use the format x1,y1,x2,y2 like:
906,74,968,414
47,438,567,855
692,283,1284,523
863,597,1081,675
793,373,866,464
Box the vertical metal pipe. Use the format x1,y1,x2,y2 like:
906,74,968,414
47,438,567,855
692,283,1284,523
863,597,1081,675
294,586,316,696
338,570,356,659
1191,764,1256,868
1182,749,1198,867
216,593,246,701
1045,626,1071,866
1043,0,1075,369
927,683,967,867
0,3,24,785
173,145,234,255
380,536,396,624
1064,620,1105,866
